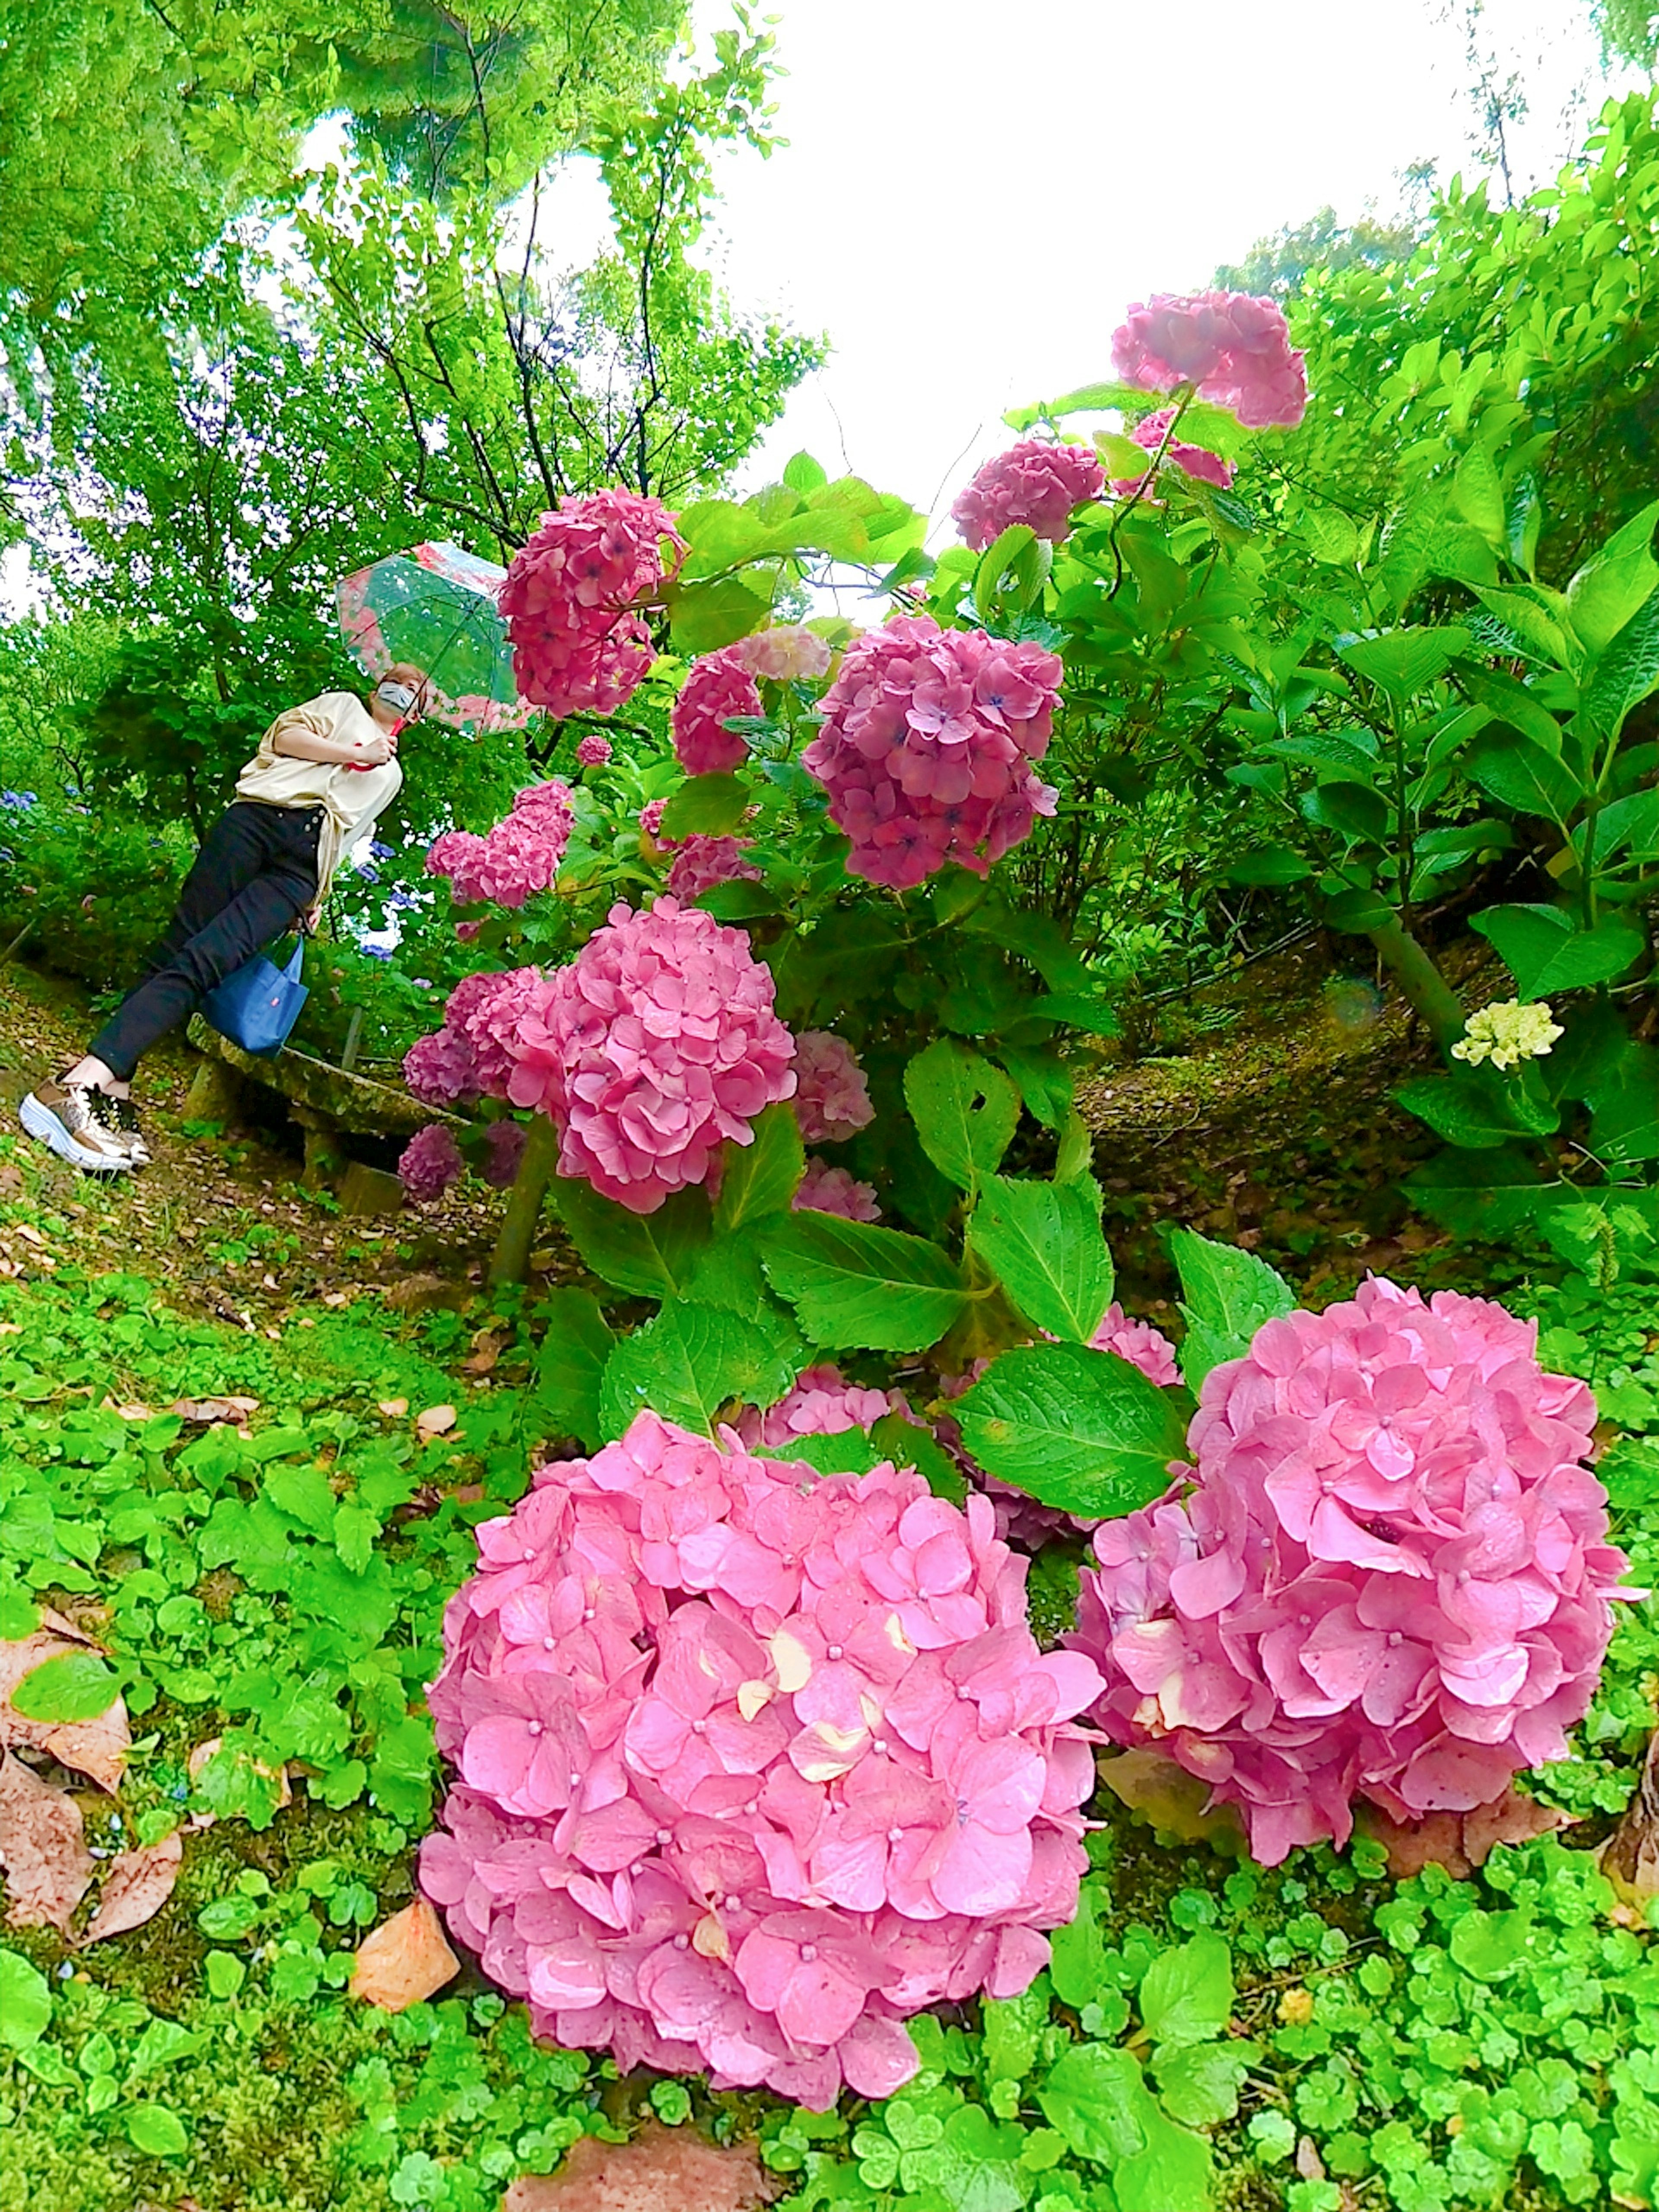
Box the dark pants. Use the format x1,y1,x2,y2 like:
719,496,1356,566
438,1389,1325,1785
89,801,322,1081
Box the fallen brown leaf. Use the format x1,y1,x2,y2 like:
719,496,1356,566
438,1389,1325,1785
350,1900,459,2012
0,1610,130,1791
1361,1785,1571,1881
503,2124,771,2212
378,1397,410,1419
0,1749,95,1931
1601,1728,1659,1911
461,1342,500,1377
416,1404,458,1444
1096,1746,1244,1846
168,1395,260,1426
77,1830,183,1945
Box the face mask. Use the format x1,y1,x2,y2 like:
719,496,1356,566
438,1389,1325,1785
377,680,418,715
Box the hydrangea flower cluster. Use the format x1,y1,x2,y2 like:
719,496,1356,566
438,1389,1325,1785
500,490,686,718
791,1031,874,1145
1110,406,1236,498
672,645,764,776
482,1119,528,1188
666,835,764,903
499,899,797,1213
1452,999,1564,1070
1111,290,1308,430
737,626,833,683
736,1364,903,1451
576,732,613,768
1068,1278,1634,1864
398,1122,464,1202
802,616,1062,890
426,781,575,909
420,1411,1102,2107
405,1022,482,1108
794,1160,881,1222
951,440,1106,550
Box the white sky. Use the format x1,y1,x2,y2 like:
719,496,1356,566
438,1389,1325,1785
682,0,1637,526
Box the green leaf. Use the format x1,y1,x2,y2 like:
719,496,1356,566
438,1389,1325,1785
125,2102,190,2158
1394,1065,1558,1149
1139,1931,1234,2049
1227,845,1315,887
1403,1143,1563,1238
1113,2110,1215,2212
663,575,771,654
1472,583,1574,669
532,1289,614,1451
965,1173,1114,1342
598,1301,793,1440
1168,1229,1295,1392
1049,1879,1111,2008
11,1651,120,1723
0,1948,51,2048
1452,443,1507,543
1296,506,1360,566
870,1410,967,1503
658,772,752,840
782,451,828,493
903,1039,1020,1196
1338,625,1470,697
552,1180,710,1299
1151,2039,1256,2127
714,1104,803,1234
1462,731,1583,826
1577,583,1659,743
1565,500,1659,656
1471,905,1645,998
1039,2042,1151,2166
955,1341,1188,1518
204,1949,246,2000
974,523,1042,620
992,1044,1074,1131
761,1215,967,1353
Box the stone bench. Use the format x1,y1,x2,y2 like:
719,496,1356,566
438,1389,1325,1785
184,1016,464,1211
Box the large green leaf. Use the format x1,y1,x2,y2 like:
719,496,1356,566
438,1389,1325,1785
1471,905,1645,999
1462,731,1583,826
1452,442,1507,544
553,1181,711,1299
714,1104,804,1234
1395,1066,1559,1150
658,772,751,840
1338,625,1470,698
1168,1229,1295,1392
1112,2112,1215,2212
531,1290,613,1451
965,1173,1114,1343
663,575,771,654
1039,2041,1150,2165
1586,788,1659,871
903,1039,1020,1196
1565,500,1659,656
761,1215,968,1352
992,1044,1074,1131
1577,584,1659,743
1472,583,1575,671
1403,1144,1564,1238
1139,1932,1235,2050
597,1301,794,1440
955,1342,1189,1518
10,1651,121,1723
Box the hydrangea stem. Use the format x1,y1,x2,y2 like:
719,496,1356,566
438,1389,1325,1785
1366,917,1467,1059
488,1113,560,1287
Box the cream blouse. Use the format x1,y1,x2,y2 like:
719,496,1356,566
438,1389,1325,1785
235,692,404,902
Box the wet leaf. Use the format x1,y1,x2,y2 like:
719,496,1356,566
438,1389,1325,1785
350,1899,459,2012
0,1750,94,1931
77,1831,183,1945
0,1612,130,1790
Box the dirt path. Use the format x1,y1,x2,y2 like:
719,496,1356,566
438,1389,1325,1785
0,958,544,1326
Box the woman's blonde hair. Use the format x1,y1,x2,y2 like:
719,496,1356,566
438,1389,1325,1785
378,662,431,715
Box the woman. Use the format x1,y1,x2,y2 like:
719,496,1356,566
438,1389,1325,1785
21,664,428,1175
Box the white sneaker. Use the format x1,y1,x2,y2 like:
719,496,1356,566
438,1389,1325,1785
19,1082,137,1175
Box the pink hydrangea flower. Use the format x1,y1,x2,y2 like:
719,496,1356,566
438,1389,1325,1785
639,799,668,839
1093,1301,1182,1388
672,645,763,776
791,1031,874,1145
665,835,764,902
421,1411,1101,2106
951,440,1106,550
482,1119,528,1188
802,615,1062,890
500,898,797,1214
500,490,687,718
404,1024,481,1107
737,626,833,683
445,968,547,1101
425,782,575,909
398,1122,463,1202
794,1160,880,1223
737,1363,903,1450
1110,406,1237,499
576,732,613,768
1111,291,1308,430
1068,1277,1637,1863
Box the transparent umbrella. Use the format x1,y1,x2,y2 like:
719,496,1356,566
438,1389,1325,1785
335,540,535,734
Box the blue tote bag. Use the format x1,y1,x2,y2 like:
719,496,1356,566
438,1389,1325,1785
199,935,308,1058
